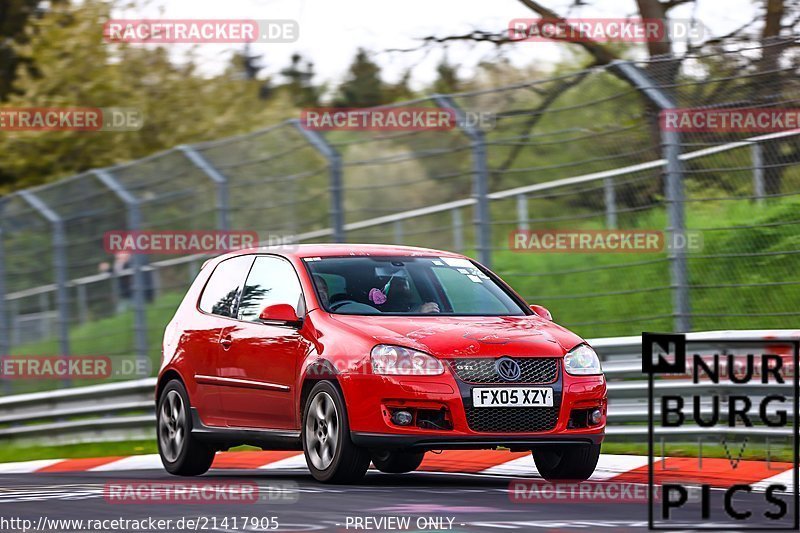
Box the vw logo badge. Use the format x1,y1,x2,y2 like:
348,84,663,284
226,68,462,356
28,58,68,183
495,357,521,381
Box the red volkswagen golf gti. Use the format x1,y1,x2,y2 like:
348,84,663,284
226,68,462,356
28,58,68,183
157,244,606,483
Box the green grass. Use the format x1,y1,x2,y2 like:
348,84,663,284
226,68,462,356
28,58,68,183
11,292,183,360
601,441,794,463
0,440,158,462
7,196,800,387
6,293,183,394
495,196,800,338
0,439,789,463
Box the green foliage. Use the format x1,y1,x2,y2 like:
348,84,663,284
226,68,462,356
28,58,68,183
334,48,385,108
384,69,415,102
279,53,320,107
433,57,459,95
0,0,58,102
0,0,295,193
9,197,800,381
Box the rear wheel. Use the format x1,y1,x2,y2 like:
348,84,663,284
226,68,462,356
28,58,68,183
533,443,600,481
371,450,425,474
302,381,371,483
157,380,215,476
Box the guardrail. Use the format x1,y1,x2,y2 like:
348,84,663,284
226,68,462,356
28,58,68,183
0,330,796,445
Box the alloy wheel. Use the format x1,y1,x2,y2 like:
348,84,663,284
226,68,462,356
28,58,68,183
305,391,339,470
158,389,185,462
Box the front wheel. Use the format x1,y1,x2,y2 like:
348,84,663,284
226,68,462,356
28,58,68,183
371,450,425,474
157,380,215,476
533,443,600,481
302,381,371,483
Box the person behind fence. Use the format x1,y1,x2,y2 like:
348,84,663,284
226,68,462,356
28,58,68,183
98,251,132,312
99,251,157,313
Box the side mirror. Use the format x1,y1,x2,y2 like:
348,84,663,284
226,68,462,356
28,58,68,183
259,304,302,327
530,304,552,321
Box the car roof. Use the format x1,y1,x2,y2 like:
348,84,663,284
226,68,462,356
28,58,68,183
207,243,469,268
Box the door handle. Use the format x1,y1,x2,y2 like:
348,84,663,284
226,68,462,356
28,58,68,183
219,335,233,350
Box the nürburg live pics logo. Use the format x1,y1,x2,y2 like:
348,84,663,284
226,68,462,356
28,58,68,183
643,332,799,530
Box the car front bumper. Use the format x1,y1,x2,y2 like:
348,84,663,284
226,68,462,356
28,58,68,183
350,431,603,452
339,362,606,448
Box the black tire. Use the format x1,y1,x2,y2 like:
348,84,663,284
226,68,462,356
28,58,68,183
371,450,425,474
302,381,371,483
532,443,601,481
157,380,215,476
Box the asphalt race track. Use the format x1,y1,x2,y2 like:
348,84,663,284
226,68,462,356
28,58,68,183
0,464,791,532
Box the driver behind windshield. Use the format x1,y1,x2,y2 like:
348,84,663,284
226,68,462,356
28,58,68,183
381,276,439,314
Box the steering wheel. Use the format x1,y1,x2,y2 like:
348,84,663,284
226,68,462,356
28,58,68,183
329,299,361,311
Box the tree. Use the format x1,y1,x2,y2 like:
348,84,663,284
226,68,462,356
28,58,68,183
279,53,320,107
0,0,296,193
384,68,415,102
432,56,459,94
406,0,799,194
0,0,67,102
229,44,273,100
335,48,385,107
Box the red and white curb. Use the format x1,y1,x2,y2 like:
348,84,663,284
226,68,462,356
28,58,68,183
0,450,793,489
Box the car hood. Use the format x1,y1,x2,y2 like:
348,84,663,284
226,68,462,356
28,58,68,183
328,314,584,358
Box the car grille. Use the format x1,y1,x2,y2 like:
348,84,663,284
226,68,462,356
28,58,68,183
464,405,559,433
449,357,558,384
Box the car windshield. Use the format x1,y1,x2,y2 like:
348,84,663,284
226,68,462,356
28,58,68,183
304,256,526,316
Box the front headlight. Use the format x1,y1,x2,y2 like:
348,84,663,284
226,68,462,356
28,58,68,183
564,344,602,375
370,344,444,375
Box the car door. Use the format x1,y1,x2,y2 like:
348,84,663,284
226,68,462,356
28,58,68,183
218,255,311,429
192,255,255,426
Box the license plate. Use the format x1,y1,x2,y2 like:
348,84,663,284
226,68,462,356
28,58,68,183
472,387,553,408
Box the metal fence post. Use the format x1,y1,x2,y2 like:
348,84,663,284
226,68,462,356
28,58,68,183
393,220,404,244
0,201,8,393
38,292,49,339
17,190,72,386
612,61,690,333
604,178,618,229
433,95,492,267
291,119,345,243
10,300,19,346
177,145,231,231
93,169,149,364
516,194,529,231
752,142,765,206
452,209,464,253
77,283,89,324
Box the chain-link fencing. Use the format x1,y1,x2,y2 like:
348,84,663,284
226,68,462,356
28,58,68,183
1,39,798,391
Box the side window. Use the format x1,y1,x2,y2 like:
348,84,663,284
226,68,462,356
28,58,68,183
238,256,304,322
198,256,254,318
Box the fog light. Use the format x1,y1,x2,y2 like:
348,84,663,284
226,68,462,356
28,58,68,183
590,408,602,425
392,410,413,426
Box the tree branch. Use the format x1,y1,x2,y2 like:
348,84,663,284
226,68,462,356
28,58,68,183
516,0,619,64
491,69,593,185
